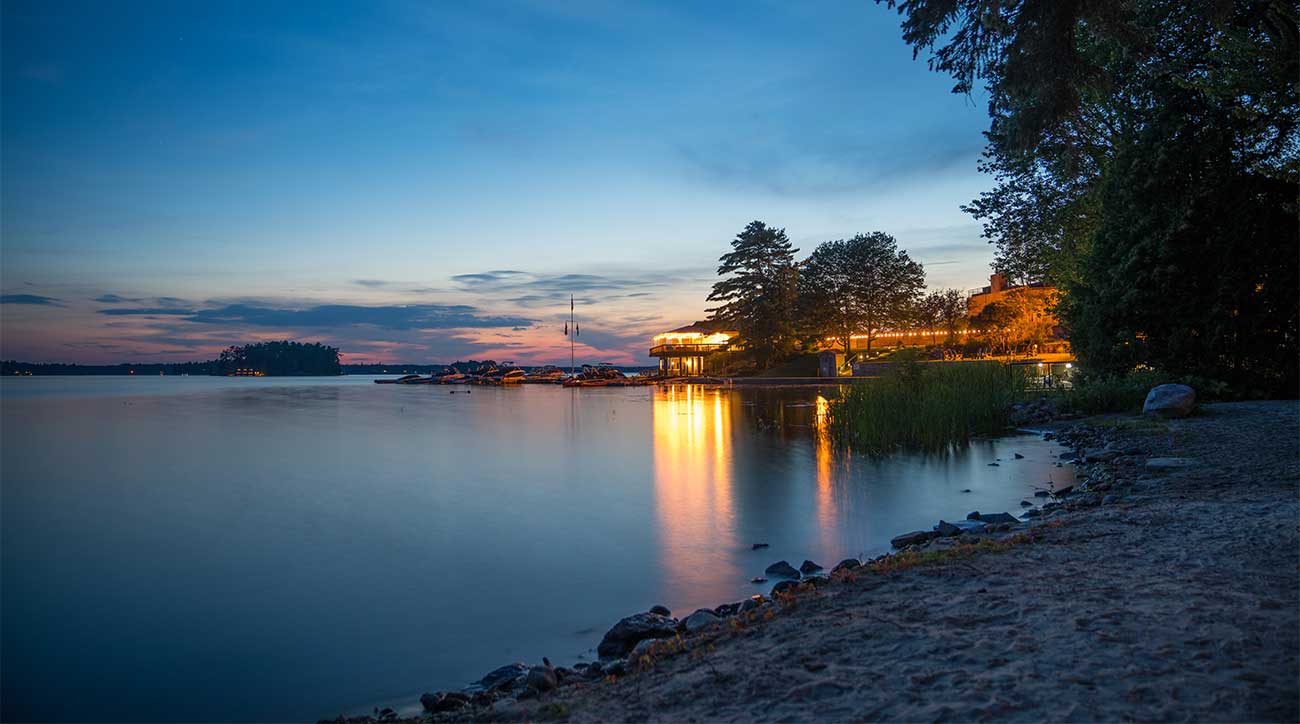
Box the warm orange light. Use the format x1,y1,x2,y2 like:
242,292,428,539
652,331,733,346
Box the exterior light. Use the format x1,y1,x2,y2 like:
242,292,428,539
1066,363,1073,369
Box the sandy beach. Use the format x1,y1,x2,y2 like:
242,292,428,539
331,400,1299,723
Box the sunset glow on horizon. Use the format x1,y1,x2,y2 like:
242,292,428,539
2,1,999,365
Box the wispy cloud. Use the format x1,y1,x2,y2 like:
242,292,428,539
184,302,534,330
99,307,197,316
0,294,62,306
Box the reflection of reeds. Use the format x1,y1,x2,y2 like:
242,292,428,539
827,362,1027,455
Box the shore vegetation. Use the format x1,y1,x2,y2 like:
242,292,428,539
826,361,1027,454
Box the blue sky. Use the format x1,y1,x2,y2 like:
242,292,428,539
1,0,995,364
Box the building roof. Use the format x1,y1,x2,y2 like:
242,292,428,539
662,320,730,335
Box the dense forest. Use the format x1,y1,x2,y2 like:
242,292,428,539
215,341,341,376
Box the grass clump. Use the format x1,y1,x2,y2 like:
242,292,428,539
826,361,1027,455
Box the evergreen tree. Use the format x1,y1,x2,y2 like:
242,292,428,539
707,221,799,369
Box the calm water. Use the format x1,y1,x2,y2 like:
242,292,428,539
1,377,1071,722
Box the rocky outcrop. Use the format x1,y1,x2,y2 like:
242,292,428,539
764,560,801,579
682,609,721,633
596,613,678,658
890,530,935,547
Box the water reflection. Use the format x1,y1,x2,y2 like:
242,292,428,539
652,386,738,593
2,377,1072,723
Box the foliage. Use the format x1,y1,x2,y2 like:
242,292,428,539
827,361,1027,454
971,287,1059,354
1058,369,1236,415
215,340,341,376
882,0,1300,396
756,353,820,377
707,221,800,369
797,232,925,354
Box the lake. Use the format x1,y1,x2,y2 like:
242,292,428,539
0,376,1072,722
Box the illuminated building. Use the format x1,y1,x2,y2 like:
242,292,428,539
649,321,737,376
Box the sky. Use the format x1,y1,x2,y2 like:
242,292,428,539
1,0,997,366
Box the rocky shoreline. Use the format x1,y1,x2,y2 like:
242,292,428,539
324,399,1299,723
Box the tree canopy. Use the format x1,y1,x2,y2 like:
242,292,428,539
798,232,926,354
884,0,1299,393
216,340,342,376
707,221,800,368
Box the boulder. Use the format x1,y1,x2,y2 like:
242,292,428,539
739,595,765,613
682,609,721,633
596,613,678,658
1013,453,1025,459
890,530,935,548
1054,485,1074,497
934,520,962,537
714,602,742,617
799,559,823,574
765,560,801,579
1059,451,1078,461
951,519,987,533
526,660,558,692
648,605,671,616
966,510,981,520
475,662,529,692
1143,384,1196,418
628,638,659,665
751,543,770,550
771,579,799,596
1020,500,1033,507
978,512,1019,525
420,693,443,713
831,558,861,573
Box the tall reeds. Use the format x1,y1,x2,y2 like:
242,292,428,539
826,361,1027,455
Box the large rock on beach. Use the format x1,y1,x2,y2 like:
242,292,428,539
950,519,988,533
475,662,529,691
935,520,962,537
832,558,861,573
526,659,557,692
891,530,935,547
765,560,801,579
799,559,823,574
682,609,721,633
1143,384,1196,418
596,613,678,658
978,512,1020,525
771,579,799,596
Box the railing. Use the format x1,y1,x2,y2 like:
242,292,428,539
649,343,730,356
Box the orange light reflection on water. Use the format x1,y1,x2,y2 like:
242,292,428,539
652,386,739,591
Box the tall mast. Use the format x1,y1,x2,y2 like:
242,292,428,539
570,294,575,376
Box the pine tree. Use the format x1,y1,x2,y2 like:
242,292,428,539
707,221,799,369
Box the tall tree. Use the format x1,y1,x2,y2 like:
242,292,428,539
707,221,799,369
933,288,969,344
798,232,926,354
883,0,1299,392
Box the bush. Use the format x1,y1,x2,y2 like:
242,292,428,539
1058,369,1237,415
